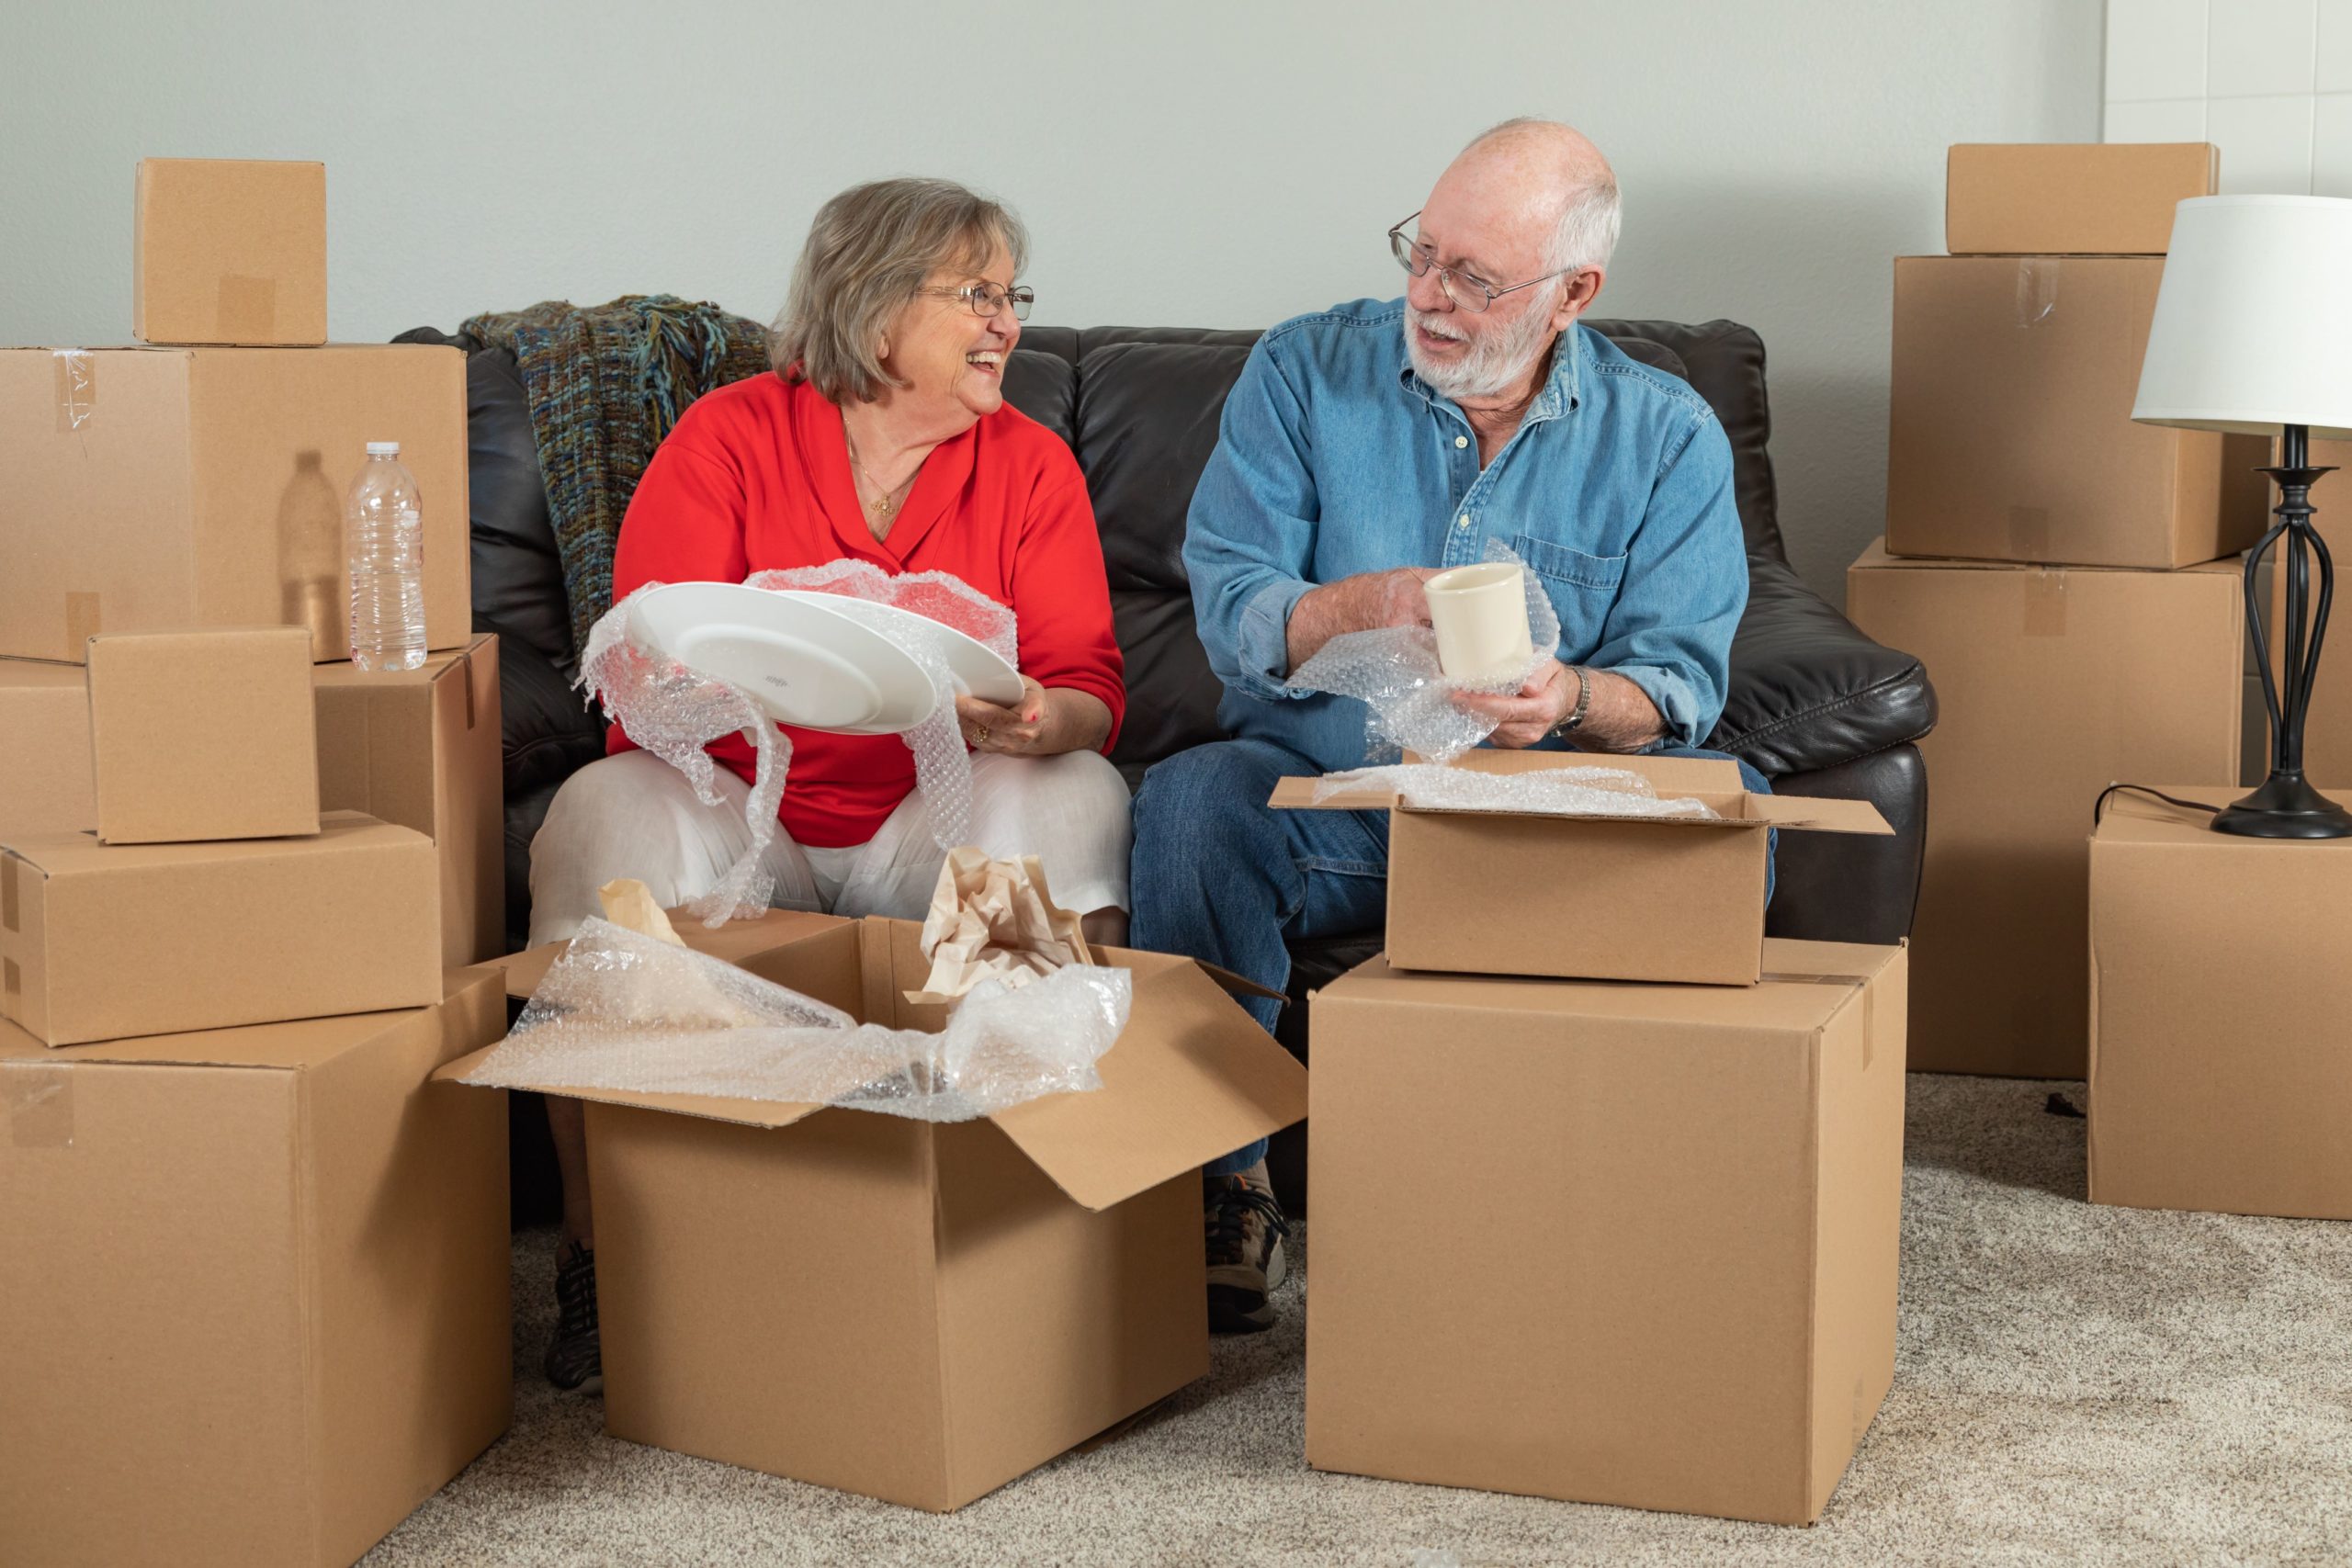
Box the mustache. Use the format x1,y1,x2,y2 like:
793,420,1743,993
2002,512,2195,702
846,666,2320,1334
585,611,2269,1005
1408,310,1466,342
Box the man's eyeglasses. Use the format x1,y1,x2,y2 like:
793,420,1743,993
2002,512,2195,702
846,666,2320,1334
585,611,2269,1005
1387,212,1566,313
917,282,1035,321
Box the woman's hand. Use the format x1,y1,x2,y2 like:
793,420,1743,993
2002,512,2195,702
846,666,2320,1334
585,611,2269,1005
955,679,1114,757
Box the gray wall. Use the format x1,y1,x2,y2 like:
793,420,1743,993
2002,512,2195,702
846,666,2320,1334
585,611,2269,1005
0,0,2105,600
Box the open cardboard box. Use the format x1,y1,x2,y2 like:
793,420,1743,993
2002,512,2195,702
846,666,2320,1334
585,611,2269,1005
1272,750,1890,985
444,909,1307,1510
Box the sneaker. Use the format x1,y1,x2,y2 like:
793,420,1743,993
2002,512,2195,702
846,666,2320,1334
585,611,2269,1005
544,1238,603,1393
1204,1163,1289,1335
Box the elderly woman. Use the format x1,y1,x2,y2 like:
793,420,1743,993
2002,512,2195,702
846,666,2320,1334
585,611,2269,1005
525,178,1130,1392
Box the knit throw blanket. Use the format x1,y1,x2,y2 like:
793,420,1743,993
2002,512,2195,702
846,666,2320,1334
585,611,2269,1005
459,295,775,661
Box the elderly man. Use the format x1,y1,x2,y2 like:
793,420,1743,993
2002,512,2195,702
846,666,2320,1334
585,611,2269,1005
1132,118,1763,1334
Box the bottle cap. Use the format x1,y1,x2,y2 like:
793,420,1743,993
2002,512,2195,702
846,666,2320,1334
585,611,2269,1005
366,441,401,457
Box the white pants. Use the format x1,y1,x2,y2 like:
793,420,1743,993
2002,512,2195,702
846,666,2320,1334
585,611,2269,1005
527,748,1135,946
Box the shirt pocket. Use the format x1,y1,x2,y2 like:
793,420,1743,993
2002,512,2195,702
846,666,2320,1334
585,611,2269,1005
1508,533,1626,650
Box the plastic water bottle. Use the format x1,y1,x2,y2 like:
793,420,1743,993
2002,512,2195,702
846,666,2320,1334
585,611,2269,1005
345,441,427,671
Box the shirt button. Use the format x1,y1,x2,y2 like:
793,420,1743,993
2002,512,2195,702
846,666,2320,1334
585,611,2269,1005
1456,514,1472,529
1454,434,1468,449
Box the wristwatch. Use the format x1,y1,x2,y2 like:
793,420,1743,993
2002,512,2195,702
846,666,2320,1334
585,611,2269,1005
1548,666,1591,741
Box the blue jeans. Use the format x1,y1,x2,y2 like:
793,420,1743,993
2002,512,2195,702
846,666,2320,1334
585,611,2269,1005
1130,738,1775,1178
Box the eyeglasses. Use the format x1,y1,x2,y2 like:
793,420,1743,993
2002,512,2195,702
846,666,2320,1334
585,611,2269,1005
1387,212,1566,313
917,282,1035,321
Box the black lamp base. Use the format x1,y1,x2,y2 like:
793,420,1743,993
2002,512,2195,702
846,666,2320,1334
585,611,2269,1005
2212,771,2352,839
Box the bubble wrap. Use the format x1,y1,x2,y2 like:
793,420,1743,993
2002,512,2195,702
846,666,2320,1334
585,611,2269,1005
1286,539,1561,763
459,919,1131,1122
577,564,1021,926
748,561,1019,854
1312,761,1720,820
581,582,789,924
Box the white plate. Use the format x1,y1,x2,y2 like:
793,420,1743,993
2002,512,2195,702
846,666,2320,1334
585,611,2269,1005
774,590,1025,706
628,582,940,736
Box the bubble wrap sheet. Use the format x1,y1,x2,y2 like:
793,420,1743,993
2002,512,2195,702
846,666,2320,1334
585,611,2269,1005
578,564,1020,926
1285,539,1561,763
1312,761,1720,819
460,919,1132,1122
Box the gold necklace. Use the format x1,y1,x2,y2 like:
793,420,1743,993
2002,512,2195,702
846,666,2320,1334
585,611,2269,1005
844,430,912,517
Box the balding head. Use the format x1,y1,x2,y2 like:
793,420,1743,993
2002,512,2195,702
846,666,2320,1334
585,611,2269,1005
1436,118,1621,276
1398,118,1617,405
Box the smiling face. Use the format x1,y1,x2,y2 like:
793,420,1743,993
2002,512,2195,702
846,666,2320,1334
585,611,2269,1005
1401,124,1611,404
876,242,1022,424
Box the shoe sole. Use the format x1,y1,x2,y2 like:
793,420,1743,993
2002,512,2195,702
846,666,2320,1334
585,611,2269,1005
1208,1283,1276,1335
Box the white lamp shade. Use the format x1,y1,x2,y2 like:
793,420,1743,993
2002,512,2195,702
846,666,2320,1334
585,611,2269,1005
2133,195,2352,439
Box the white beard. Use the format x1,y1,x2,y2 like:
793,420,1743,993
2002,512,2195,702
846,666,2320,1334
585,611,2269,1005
1405,296,1560,401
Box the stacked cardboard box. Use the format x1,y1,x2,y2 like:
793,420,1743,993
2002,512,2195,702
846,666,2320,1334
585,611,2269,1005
0,162,513,1566
1850,141,2261,1079
1266,751,1910,1525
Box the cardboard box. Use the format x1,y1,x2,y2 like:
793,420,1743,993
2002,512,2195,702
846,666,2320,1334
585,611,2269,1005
0,659,94,836
0,967,511,1568
87,626,321,844
0,811,440,1045
134,157,328,346
1847,541,2243,1076
0,344,469,664
2088,788,2352,1219
316,637,504,964
1945,142,2216,256
447,911,1308,1511
1886,255,2269,569
1306,939,1906,1526
1269,751,1891,986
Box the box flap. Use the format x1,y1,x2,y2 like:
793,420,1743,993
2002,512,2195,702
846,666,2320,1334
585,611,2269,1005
984,960,1309,1213
429,1043,831,1130
1,809,405,873
0,967,485,1069
1320,938,1900,1032
1269,748,1892,837
1849,536,2244,578
494,906,848,998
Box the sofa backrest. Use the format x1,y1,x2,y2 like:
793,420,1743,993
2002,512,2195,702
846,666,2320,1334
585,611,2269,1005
1001,320,1783,778
430,314,1785,778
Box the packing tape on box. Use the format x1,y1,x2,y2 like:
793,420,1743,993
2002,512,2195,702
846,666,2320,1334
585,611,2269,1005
2014,258,2059,329
2024,569,2069,637
458,644,480,728
6,1064,74,1150
2007,506,2052,561
1758,971,1876,1067
52,350,96,431
64,592,102,656
216,274,277,342
2,854,18,931
2,959,17,1006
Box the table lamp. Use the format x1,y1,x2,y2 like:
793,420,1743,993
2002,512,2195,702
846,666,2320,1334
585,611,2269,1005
2134,194,2352,839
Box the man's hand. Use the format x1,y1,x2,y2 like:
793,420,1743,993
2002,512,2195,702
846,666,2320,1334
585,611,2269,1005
1285,567,1438,671
1453,659,1577,749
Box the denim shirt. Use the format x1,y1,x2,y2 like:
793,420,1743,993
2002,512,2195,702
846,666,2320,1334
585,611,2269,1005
1182,297,1747,773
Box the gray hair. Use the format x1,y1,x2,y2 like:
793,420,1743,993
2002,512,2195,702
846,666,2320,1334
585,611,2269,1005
770,177,1030,404
1466,117,1622,276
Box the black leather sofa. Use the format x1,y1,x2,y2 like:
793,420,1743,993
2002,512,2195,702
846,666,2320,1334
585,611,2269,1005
415,314,1935,1060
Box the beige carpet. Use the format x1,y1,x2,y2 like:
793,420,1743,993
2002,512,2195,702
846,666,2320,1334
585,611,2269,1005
363,1077,2352,1566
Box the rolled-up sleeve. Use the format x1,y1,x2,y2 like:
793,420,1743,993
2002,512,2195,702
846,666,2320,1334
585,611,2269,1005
1588,410,1747,750
1182,338,1320,703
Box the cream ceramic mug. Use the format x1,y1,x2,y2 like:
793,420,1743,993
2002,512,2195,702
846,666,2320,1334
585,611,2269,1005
1424,561,1534,682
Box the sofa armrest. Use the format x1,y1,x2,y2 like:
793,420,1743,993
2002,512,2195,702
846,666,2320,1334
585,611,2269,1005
1706,554,1938,778
487,615,606,802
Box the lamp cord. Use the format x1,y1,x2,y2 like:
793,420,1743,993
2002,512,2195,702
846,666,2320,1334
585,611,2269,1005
2092,784,2228,827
